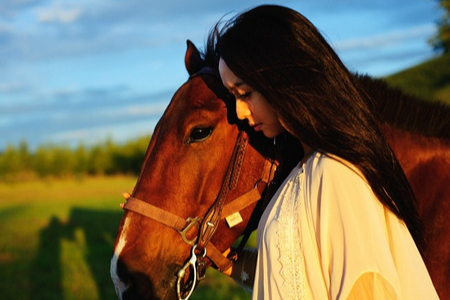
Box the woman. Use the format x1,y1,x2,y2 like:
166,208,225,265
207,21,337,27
211,4,439,299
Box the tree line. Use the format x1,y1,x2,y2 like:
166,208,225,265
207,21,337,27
429,0,450,54
0,136,150,182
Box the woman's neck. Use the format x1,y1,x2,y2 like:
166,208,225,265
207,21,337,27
301,142,314,159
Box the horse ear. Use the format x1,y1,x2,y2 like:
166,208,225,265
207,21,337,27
185,40,205,76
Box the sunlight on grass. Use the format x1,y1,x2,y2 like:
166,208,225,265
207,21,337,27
0,176,135,300
0,176,251,300
61,229,99,300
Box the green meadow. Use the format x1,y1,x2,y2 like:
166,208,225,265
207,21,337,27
0,176,250,300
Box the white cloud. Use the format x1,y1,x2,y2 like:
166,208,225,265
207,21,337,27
47,119,156,148
335,24,436,51
0,82,31,94
126,103,167,117
36,6,82,23
0,23,12,33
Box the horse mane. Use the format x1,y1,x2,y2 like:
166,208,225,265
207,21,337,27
357,74,450,139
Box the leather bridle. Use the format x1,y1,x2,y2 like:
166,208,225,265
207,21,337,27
121,67,278,300
123,131,276,300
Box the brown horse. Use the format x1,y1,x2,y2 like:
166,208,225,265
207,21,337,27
111,41,450,300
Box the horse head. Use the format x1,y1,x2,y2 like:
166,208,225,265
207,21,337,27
110,40,287,300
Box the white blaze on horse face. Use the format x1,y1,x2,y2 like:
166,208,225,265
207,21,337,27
110,216,132,300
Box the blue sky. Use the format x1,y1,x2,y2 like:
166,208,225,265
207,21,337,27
0,0,442,150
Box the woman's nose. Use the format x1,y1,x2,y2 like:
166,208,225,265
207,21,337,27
235,100,251,120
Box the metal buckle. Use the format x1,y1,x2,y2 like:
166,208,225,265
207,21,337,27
178,216,200,246
176,245,207,300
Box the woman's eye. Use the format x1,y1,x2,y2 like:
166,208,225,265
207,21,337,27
236,92,251,100
186,127,213,144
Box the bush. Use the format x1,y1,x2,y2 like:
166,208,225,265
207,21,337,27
0,136,151,182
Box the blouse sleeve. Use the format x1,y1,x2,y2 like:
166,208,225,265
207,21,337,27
346,272,398,300
304,155,401,300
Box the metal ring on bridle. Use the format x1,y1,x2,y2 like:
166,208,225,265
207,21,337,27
176,245,207,300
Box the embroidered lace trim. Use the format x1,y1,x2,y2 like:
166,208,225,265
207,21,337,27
277,166,306,300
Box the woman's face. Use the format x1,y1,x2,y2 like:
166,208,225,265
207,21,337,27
218,58,285,138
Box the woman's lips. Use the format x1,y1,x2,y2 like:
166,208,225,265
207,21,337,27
253,123,263,132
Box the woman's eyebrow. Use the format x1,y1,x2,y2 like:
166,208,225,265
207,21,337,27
234,81,246,87
226,81,247,93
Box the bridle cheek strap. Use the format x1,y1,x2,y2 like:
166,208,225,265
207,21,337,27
196,132,247,250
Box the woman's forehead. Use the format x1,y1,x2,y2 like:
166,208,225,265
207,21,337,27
218,59,246,89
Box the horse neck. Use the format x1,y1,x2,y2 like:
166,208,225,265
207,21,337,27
381,125,450,174
358,74,450,139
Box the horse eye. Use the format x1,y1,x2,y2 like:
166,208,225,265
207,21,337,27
186,127,213,144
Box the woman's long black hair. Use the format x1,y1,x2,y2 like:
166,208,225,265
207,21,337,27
207,5,424,250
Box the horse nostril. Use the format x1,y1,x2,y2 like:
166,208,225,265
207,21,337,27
121,283,137,300
112,252,166,300
115,272,136,300
111,256,133,299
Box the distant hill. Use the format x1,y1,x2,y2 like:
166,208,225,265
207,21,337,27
384,54,450,105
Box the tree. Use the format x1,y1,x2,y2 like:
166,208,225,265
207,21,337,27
0,141,32,179
429,0,450,53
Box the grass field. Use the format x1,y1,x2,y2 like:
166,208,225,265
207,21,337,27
0,176,250,300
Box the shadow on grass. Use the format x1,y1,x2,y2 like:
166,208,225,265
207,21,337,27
29,208,123,300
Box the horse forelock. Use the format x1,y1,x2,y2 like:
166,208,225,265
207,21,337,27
189,66,219,80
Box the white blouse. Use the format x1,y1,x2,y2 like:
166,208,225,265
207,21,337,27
252,152,439,300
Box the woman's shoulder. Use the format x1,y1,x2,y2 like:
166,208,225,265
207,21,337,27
304,151,366,183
